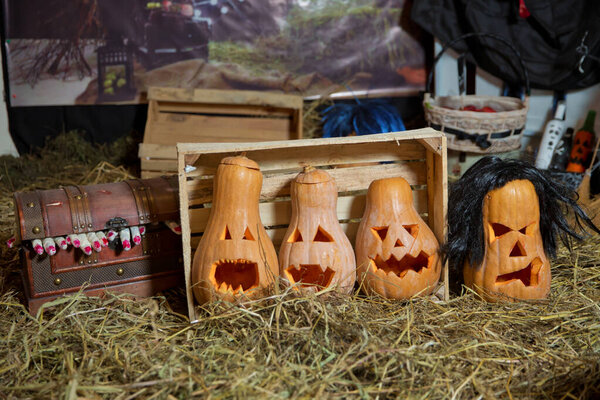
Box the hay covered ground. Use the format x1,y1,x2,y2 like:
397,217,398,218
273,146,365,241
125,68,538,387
1,133,599,399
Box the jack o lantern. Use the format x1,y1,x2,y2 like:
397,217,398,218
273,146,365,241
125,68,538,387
355,177,441,299
463,180,551,301
279,167,356,293
445,156,599,302
191,156,278,304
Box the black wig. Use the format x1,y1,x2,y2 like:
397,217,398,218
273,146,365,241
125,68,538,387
444,156,599,272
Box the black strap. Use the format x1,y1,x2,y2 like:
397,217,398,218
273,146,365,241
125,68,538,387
429,123,523,150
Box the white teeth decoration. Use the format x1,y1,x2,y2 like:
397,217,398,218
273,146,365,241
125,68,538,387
6,237,16,249
106,230,117,242
139,226,146,236
87,232,102,253
54,237,68,250
119,228,131,251
78,234,93,256
68,234,81,248
130,226,142,245
32,239,44,255
43,238,56,256
96,231,108,247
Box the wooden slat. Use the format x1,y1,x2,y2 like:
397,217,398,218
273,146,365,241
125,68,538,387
145,114,294,145
141,159,177,173
184,141,426,177
139,143,177,159
188,190,428,234
186,162,427,206
148,87,303,110
179,128,440,158
156,101,295,118
141,170,171,179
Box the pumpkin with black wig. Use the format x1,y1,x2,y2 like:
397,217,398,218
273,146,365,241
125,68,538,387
444,156,599,302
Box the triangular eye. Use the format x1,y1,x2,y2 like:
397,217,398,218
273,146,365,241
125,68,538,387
242,227,255,241
313,226,333,242
403,224,419,238
574,138,581,145
287,228,303,243
394,239,404,247
371,226,388,241
491,223,511,238
221,226,232,240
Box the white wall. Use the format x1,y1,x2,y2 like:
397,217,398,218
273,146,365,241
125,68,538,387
434,42,600,148
0,47,18,157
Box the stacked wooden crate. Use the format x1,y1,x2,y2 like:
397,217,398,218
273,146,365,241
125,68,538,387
139,87,304,178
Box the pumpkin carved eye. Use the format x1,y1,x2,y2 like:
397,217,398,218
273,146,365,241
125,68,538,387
287,228,303,243
371,226,388,241
242,227,255,241
313,226,333,242
403,224,419,238
491,223,511,238
221,226,232,240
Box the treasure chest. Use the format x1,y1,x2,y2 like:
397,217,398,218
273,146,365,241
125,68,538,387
12,177,183,314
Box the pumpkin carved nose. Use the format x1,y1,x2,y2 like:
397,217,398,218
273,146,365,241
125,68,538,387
509,240,527,257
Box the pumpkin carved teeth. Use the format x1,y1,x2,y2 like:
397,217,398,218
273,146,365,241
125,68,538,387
369,251,431,278
495,257,542,287
285,264,336,288
210,259,259,294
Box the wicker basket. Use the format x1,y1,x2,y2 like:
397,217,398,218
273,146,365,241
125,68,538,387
424,33,530,154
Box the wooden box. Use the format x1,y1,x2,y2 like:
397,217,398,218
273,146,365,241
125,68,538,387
139,87,304,178
177,128,447,321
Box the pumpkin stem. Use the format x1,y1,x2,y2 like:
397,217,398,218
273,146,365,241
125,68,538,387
240,152,247,158
303,165,315,173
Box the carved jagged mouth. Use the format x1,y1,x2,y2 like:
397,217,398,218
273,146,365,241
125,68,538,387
369,252,431,278
495,257,542,287
210,259,259,294
285,264,335,288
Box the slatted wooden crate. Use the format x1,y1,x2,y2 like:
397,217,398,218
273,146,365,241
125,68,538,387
177,128,447,321
139,87,304,178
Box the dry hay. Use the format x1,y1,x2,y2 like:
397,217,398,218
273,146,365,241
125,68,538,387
0,134,599,399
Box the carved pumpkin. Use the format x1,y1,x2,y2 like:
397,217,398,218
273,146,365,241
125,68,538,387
279,167,356,293
463,179,551,301
355,177,441,299
191,156,278,304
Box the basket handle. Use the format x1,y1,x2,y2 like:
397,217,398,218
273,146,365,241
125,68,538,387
426,32,531,97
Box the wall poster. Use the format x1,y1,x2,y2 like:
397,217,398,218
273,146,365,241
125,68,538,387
3,0,426,106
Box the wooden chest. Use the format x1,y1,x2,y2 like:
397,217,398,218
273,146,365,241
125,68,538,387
13,177,183,314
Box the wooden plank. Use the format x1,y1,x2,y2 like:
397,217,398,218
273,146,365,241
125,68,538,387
141,159,178,172
156,101,295,118
178,150,196,322
148,87,303,110
141,170,171,179
184,141,426,178
188,190,428,234
426,135,448,301
139,143,177,159
145,114,294,145
186,162,427,206
179,128,441,158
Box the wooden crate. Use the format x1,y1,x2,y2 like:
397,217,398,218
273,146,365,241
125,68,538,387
139,87,304,178
177,128,447,321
